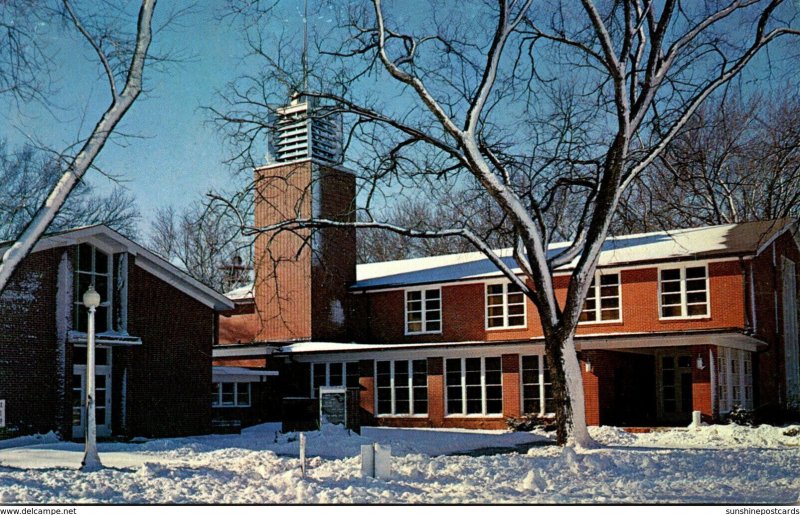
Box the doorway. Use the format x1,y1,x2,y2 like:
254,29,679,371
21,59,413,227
72,346,112,439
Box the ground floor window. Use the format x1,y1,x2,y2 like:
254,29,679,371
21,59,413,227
521,355,553,415
445,357,502,416
311,361,360,397
717,348,753,413
376,359,428,416
212,382,251,407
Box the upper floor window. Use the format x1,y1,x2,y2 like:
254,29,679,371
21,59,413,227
73,244,112,333
486,282,526,329
405,288,442,334
375,359,428,416
659,265,708,319
579,272,621,323
310,361,359,397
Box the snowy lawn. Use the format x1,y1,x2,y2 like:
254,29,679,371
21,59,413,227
0,423,798,504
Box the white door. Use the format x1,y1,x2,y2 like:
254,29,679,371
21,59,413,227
782,258,799,405
72,346,113,439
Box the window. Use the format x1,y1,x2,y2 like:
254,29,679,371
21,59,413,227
375,359,428,416
521,355,553,415
405,288,442,334
445,357,502,415
310,361,360,397
716,348,754,413
579,272,621,323
659,265,709,318
73,244,112,333
486,282,526,329
212,382,251,407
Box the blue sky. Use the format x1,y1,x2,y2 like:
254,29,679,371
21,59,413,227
1,2,269,234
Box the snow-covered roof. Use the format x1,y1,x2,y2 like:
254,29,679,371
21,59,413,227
225,283,255,301
353,219,794,290
1,224,235,311
212,366,278,382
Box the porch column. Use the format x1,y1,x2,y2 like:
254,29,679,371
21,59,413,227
501,354,521,418
691,345,713,423
427,357,444,427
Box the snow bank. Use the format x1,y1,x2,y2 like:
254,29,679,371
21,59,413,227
0,423,798,504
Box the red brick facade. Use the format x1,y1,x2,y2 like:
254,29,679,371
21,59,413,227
0,235,224,440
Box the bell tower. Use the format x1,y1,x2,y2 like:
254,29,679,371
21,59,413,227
251,95,356,342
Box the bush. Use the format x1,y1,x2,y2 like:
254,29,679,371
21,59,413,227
506,414,556,432
783,427,800,437
725,405,756,427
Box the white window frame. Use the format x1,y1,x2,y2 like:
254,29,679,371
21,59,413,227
579,271,622,325
444,356,503,417
658,264,710,320
404,287,442,335
716,347,753,413
485,280,527,330
310,361,359,398
74,243,113,333
212,382,251,408
374,359,428,417
519,355,554,416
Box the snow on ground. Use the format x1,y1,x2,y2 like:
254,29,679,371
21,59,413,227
0,423,798,504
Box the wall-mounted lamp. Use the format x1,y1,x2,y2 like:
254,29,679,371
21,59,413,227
584,359,592,373
696,354,705,370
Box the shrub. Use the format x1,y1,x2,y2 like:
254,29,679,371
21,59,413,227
725,405,756,427
506,414,556,432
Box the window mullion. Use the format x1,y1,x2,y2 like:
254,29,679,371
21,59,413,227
481,358,487,415
539,356,545,415
407,361,413,415
461,358,467,415
389,361,395,415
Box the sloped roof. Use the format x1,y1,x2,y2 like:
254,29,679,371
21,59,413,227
353,219,793,290
1,224,235,311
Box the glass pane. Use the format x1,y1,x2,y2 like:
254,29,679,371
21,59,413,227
687,291,707,304
685,267,705,279
313,364,326,391
678,356,692,368
95,306,109,333
487,285,503,295
600,274,618,286
507,304,524,316
661,293,681,306
507,293,524,304
508,315,525,326
413,359,427,378
466,398,482,414
487,295,504,306
686,279,706,292
600,286,618,298
661,269,680,281
486,397,502,414
601,309,619,321
426,299,441,311
487,317,504,328
407,301,423,313
661,305,682,317
95,275,109,302
406,290,421,303
426,320,441,332
78,245,93,272
221,383,235,405
407,322,422,333
329,363,343,386
77,274,93,299
579,310,596,322
413,394,428,415
425,289,440,300
687,304,708,316
346,363,360,388
237,383,250,405
377,395,392,415
600,297,619,309
488,306,504,317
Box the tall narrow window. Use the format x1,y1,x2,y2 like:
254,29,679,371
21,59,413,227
405,288,442,334
486,283,526,329
580,272,621,323
445,357,503,415
375,359,428,416
521,355,553,415
74,244,112,333
660,265,708,318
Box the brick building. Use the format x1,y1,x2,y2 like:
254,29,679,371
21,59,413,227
215,97,800,429
0,225,233,439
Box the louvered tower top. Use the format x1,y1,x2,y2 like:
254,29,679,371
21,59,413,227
267,95,343,166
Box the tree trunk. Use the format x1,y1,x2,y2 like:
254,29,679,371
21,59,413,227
545,331,598,448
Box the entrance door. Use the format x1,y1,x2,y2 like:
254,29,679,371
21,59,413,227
783,258,800,404
72,346,112,439
658,353,693,424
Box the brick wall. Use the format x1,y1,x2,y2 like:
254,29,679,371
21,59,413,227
360,261,748,345
0,248,63,436
752,231,800,407
122,259,214,438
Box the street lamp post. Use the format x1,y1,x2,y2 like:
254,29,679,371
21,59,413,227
81,285,103,471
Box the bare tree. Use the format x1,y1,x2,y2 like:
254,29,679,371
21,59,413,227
0,0,156,294
616,92,800,232
213,0,799,446
0,143,141,241
0,1,53,103
148,202,252,292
